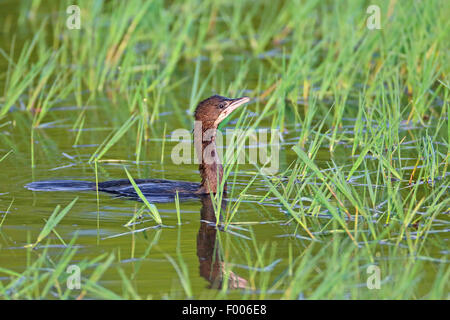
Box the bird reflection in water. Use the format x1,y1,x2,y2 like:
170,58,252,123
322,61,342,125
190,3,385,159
197,194,249,290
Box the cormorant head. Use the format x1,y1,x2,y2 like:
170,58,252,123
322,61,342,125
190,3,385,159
194,95,250,129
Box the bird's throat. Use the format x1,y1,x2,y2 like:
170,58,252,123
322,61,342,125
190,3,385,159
196,129,224,194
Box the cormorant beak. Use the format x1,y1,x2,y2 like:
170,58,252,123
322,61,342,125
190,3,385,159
214,96,250,127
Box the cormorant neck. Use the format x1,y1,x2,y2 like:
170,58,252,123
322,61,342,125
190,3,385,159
195,124,225,194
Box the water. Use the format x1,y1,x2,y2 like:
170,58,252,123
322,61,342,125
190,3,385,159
0,0,448,299
0,103,299,298
1,101,448,298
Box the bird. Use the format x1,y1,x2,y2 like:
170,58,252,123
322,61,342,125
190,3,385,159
25,95,250,201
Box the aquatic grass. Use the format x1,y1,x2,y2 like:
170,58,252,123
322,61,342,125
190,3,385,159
39,235,79,297
175,191,181,225
0,198,14,228
89,114,138,163
94,159,101,243
160,122,167,164
0,24,52,118
129,229,161,281
76,253,117,300
0,234,118,299
135,117,145,165
124,205,147,228
0,150,13,163
25,197,78,248
123,166,162,225
31,62,74,127
71,110,86,147
165,249,193,299
116,267,141,300
258,169,315,240
188,58,217,114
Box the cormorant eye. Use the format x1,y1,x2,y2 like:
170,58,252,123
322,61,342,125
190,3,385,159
218,103,226,109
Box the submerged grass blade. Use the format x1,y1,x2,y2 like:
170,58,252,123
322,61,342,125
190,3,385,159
89,115,138,163
25,197,78,248
123,167,162,225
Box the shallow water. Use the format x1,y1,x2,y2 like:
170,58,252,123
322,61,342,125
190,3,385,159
0,102,298,298
1,100,448,298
